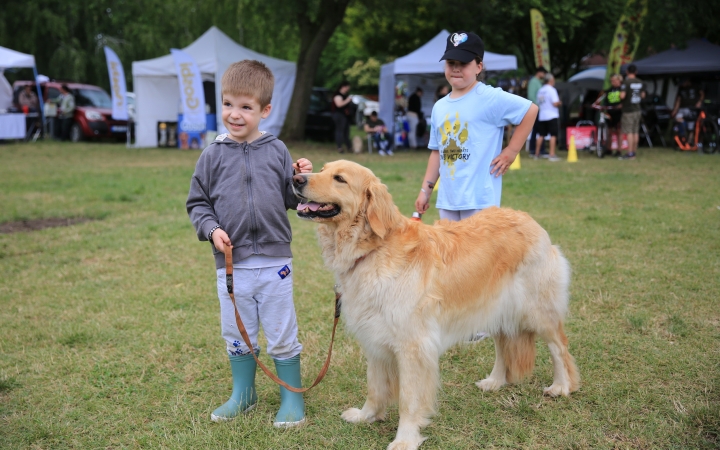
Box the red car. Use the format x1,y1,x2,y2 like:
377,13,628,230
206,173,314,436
13,81,129,142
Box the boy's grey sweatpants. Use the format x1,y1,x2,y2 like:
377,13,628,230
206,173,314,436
216,263,302,360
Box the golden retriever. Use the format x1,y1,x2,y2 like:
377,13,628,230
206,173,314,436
293,160,579,450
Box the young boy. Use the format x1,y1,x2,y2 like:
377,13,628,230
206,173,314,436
186,60,312,427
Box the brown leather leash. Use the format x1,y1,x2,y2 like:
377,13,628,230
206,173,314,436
224,246,341,393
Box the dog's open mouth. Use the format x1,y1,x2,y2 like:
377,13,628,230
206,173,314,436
297,201,341,219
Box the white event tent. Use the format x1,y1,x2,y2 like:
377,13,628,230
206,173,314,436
132,26,296,147
379,30,518,129
0,46,40,110
0,46,45,140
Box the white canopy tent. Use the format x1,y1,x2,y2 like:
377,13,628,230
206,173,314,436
0,46,44,140
132,26,296,147
378,30,518,129
0,46,40,110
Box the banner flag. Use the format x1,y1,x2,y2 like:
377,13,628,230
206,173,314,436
103,46,128,121
170,48,206,131
604,0,648,89
530,9,551,72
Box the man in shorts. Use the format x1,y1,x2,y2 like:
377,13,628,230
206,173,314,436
534,74,562,161
619,64,646,160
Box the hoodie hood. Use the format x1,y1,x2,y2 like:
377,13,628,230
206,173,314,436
214,131,277,148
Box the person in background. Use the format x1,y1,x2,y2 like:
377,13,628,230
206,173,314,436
18,85,39,112
527,66,547,156
331,81,353,153
619,64,646,160
435,85,449,102
593,74,624,157
671,78,705,147
534,74,562,161
407,87,423,149
57,84,75,141
363,111,394,156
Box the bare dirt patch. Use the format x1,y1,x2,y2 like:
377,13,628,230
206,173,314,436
0,217,94,234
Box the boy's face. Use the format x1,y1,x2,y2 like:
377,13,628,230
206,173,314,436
221,93,272,143
444,59,482,92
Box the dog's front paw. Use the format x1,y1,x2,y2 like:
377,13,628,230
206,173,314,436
387,436,426,450
475,377,506,392
342,407,378,424
543,383,570,397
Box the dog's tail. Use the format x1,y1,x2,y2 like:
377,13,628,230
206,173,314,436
499,331,537,384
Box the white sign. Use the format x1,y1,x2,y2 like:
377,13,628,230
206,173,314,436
103,46,128,121
170,49,206,130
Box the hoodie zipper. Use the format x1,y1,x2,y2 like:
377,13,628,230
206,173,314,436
244,142,259,254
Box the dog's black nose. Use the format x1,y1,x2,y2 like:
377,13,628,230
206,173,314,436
293,174,307,188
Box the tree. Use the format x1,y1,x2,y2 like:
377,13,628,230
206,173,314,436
285,0,353,140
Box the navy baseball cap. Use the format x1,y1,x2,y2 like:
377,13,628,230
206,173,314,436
440,31,485,63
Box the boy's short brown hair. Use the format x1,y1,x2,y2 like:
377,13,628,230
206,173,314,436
221,60,274,107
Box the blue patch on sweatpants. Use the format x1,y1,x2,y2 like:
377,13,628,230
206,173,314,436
278,265,291,279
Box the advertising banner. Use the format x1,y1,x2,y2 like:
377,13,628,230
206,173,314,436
530,9,551,72
170,48,206,140
604,0,648,89
103,46,128,121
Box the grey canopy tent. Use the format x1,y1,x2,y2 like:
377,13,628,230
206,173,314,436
631,39,720,75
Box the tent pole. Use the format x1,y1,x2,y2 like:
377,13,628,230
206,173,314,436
33,66,45,138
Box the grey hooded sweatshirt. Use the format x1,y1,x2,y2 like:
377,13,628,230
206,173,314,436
186,132,299,269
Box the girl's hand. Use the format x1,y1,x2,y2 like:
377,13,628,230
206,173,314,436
490,148,517,177
293,158,313,174
415,190,430,214
212,229,232,253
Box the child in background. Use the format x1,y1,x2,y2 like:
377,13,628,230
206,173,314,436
187,60,312,427
415,31,538,220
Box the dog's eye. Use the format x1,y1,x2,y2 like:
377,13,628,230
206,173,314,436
333,175,346,183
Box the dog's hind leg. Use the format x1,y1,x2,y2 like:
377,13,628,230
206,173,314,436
476,334,509,391
387,344,439,450
539,322,580,397
341,353,398,424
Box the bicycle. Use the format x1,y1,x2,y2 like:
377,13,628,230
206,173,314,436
591,103,622,158
672,106,719,154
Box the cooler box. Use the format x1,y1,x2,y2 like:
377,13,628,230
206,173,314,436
566,124,596,150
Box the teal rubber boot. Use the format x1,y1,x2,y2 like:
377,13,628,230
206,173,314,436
273,355,306,428
211,352,258,422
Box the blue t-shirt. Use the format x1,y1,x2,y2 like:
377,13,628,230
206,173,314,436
428,82,531,210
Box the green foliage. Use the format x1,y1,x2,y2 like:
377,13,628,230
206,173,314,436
343,57,382,89
0,0,710,100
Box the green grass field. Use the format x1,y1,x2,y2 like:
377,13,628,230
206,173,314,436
1,140,718,449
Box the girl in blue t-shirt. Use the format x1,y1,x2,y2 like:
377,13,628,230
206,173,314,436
414,31,538,221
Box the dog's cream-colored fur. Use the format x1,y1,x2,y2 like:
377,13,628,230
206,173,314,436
293,160,579,450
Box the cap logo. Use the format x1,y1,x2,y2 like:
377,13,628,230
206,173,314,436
451,33,468,47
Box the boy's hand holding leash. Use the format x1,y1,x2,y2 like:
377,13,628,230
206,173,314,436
212,228,232,252
293,158,313,174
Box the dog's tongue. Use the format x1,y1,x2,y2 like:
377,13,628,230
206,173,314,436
298,202,323,211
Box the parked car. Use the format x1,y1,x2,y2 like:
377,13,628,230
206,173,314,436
305,87,335,141
13,80,129,142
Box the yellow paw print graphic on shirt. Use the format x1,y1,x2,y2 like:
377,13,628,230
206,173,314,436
439,112,470,178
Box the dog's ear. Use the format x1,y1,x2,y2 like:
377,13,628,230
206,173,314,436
365,180,395,238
